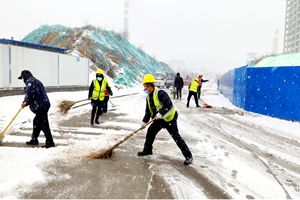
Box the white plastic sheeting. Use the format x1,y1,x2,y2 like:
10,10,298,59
0,44,89,88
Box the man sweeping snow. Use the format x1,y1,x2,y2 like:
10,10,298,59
138,74,193,165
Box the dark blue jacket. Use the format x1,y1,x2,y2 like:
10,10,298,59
24,76,50,113
143,88,177,123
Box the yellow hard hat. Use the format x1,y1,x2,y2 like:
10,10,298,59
143,74,155,84
195,78,199,82
96,69,103,75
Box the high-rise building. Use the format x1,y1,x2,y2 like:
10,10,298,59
283,0,300,53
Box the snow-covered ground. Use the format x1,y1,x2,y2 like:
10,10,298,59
1,78,300,199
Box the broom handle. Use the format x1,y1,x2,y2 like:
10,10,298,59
112,117,156,149
0,106,23,138
74,95,110,104
109,100,115,107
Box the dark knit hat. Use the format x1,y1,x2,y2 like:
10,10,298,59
18,70,33,79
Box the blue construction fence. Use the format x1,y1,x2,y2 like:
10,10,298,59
219,66,300,121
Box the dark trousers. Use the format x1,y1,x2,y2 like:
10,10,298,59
143,113,192,159
32,108,54,144
103,96,109,113
187,91,199,107
176,87,182,99
197,86,202,99
91,100,104,120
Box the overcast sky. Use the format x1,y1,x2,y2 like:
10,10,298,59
0,0,286,74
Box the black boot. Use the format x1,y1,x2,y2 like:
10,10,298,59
138,151,153,156
95,116,100,124
91,116,94,125
138,147,153,156
41,142,55,148
184,157,193,165
26,138,39,145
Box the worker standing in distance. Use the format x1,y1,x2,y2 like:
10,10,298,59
18,70,55,148
138,74,193,165
187,78,201,108
174,72,184,100
197,74,209,100
88,69,113,125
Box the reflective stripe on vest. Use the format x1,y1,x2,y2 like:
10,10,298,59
189,80,198,93
147,88,176,122
92,79,107,101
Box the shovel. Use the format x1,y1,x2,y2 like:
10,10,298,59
0,106,24,139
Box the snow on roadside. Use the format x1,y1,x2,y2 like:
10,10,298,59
0,76,143,198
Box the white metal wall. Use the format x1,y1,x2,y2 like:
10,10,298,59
0,44,89,88
10,45,25,88
59,54,89,86
0,45,3,88
0,45,10,88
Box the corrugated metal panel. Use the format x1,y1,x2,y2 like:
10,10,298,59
49,53,59,86
58,54,89,86
0,44,3,88
0,43,88,89
0,44,10,88
245,66,300,121
219,69,235,103
233,66,247,108
10,45,24,88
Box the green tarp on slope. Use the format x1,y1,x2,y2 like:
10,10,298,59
254,53,300,67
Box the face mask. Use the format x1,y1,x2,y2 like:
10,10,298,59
144,88,149,94
23,79,26,84
97,77,103,81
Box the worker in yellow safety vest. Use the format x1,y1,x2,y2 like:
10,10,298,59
88,69,113,125
138,74,193,165
187,78,200,108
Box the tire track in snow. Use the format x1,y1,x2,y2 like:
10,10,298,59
205,115,292,199
210,112,300,183
173,98,294,198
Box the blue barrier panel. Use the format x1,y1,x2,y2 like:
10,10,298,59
233,66,247,108
245,66,300,121
219,69,235,103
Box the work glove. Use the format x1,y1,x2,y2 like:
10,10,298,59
21,101,27,108
110,92,113,96
140,122,146,130
155,112,162,120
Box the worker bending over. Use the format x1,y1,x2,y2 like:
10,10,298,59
138,74,193,165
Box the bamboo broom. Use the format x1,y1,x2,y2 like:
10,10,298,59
87,117,156,159
58,95,109,115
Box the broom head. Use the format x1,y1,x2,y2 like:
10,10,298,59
58,100,77,115
86,146,115,159
203,103,212,108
